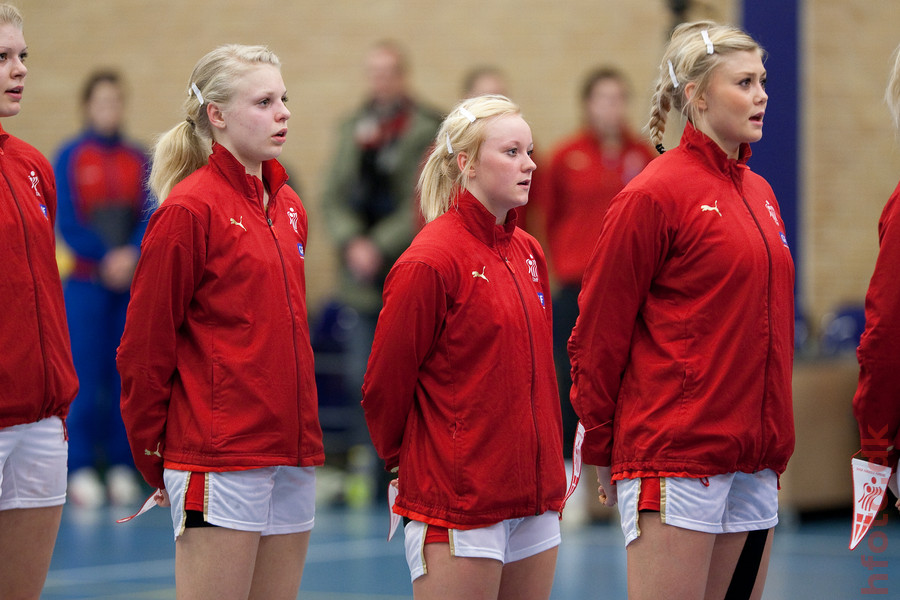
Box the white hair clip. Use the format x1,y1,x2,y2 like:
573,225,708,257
446,133,454,155
667,60,679,88
190,82,204,106
459,106,477,123
701,29,714,54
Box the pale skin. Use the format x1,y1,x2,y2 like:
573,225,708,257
0,506,63,600
591,49,776,600
595,466,772,600
148,65,307,600
458,113,537,224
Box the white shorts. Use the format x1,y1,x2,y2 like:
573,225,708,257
404,511,561,582
0,417,68,510
617,470,779,545
163,466,316,539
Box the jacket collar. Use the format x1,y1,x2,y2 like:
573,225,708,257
0,121,9,149
208,142,289,205
680,120,752,177
453,188,517,249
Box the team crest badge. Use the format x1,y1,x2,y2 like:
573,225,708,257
28,171,41,197
526,254,539,282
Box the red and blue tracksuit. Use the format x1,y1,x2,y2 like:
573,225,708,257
54,129,152,472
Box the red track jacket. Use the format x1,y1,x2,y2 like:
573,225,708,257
117,144,324,489
540,128,655,285
854,181,900,469
0,123,78,428
568,123,795,479
363,190,566,529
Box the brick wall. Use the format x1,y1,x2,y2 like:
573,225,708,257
802,1,899,329
19,0,897,332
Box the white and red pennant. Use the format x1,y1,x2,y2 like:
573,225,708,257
849,458,896,550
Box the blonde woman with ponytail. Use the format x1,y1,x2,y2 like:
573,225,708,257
852,43,900,514
569,21,795,599
117,45,323,600
362,95,566,600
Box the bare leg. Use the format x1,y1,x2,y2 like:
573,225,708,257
175,527,261,600
626,512,717,600
498,546,558,600
248,531,311,600
413,543,504,600
705,529,773,600
0,506,63,600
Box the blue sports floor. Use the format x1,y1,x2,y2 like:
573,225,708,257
43,492,900,599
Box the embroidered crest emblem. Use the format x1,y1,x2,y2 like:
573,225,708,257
700,200,721,217
287,206,299,233
526,254,539,282
298,242,305,258
230,216,247,232
472,267,489,282
766,199,779,225
28,170,41,197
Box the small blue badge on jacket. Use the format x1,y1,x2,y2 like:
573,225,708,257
779,232,789,248
537,292,545,307
297,242,305,258
39,203,48,220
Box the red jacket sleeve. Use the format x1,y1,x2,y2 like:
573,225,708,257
567,192,671,466
362,260,447,471
854,188,900,468
116,205,206,489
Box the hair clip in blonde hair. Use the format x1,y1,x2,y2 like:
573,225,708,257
459,106,477,123
446,133,454,155
190,82,204,106
701,30,714,54
667,60,679,88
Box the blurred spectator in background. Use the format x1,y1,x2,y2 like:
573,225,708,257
461,65,509,99
540,67,655,458
54,70,151,508
321,40,440,502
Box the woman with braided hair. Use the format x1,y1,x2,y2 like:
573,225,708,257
568,21,794,599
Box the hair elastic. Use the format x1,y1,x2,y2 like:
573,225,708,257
667,60,679,88
459,106,477,123
701,30,714,54
190,82,204,105
655,143,666,154
446,133,454,155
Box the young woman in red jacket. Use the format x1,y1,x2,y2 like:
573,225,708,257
362,95,567,600
568,22,794,600
853,42,900,511
0,5,79,599
117,45,323,600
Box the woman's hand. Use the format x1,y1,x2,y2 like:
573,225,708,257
596,465,617,507
154,488,171,508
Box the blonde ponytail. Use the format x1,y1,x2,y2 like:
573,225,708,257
148,44,281,204
418,94,521,223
